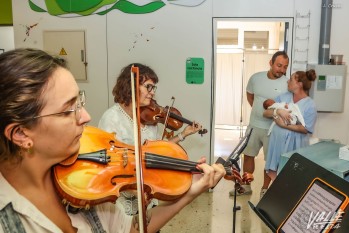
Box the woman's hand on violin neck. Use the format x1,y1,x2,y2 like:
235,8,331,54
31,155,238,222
141,160,225,233
182,121,202,137
196,156,206,164
188,162,226,198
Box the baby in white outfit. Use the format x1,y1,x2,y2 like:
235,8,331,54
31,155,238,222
263,99,305,135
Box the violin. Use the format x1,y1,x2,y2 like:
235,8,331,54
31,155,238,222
140,99,208,138
53,126,201,209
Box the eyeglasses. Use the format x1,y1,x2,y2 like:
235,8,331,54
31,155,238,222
143,84,157,93
33,90,86,122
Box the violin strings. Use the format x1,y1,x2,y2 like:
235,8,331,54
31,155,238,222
106,156,197,167
147,157,197,167
145,153,198,169
102,151,198,170
145,158,197,169
87,148,198,171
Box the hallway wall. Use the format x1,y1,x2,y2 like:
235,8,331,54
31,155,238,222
0,26,14,52
10,0,349,163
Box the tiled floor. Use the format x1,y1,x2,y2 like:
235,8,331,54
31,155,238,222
161,128,273,233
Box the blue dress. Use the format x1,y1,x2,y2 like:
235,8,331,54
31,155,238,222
265,92,317,172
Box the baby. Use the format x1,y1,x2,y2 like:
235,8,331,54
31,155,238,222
263,99,305,135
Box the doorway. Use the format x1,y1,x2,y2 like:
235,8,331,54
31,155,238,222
212,18,293,159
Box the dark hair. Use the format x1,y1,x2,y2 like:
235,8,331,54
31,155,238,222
0,48,67,162
271,51,289,64
295,69,317,91
112,63,159,106
263,99,275,110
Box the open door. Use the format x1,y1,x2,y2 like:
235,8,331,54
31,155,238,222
212,18,293,158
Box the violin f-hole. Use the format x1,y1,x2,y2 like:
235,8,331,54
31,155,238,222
111,174,135,186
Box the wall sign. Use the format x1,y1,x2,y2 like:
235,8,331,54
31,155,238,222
186,57,204,84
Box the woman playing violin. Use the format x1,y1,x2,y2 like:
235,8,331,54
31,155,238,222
98,63,203,145
0,49,225,233
98,63,204,217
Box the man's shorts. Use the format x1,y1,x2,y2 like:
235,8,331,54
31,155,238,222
242,126,270,160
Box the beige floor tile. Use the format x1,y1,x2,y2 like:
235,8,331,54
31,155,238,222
161,128,273,233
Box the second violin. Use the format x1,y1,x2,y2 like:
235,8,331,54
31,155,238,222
140,99,208,137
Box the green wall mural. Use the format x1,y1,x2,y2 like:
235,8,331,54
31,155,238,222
0,0,13,25
29,0,206,16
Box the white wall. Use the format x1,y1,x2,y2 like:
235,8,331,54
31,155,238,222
0,26,15,52
313,0,349,144
12,0,109,128
10,0,349,163
104,3,213,159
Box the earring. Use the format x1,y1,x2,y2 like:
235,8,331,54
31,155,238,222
18,143,23,157
27,142,33,154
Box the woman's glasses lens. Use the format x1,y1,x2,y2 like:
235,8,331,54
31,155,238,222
75,90,86,121
144,84,157,93
32,90,86,122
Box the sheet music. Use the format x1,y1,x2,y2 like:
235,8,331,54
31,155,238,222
280,180,345,233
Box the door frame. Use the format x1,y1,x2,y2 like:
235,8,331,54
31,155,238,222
211,17,294,159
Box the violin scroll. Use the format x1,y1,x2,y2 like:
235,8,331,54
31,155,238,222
198,128,208,136
215,156,254,194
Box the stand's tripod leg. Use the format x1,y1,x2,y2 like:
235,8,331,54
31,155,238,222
232,183,241,233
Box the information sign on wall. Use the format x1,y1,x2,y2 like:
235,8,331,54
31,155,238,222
186,57,204,84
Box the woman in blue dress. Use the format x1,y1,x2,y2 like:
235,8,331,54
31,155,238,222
263,69,317,181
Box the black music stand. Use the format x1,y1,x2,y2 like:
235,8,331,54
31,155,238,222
216,128,253,233
249,153,349,233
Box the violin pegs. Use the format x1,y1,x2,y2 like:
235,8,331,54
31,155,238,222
198,129,208,136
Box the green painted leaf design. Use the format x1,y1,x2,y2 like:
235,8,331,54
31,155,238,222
97,0,166,15
29,0,166,16
56,0,103,12
44,0,116,16
29,0,47,12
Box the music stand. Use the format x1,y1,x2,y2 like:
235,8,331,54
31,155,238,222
249,153,349,233
215,128,253,233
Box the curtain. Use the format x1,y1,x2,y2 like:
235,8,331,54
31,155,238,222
215,52,271,127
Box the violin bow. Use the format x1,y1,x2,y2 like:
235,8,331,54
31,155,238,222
131,65,148,233
161,96,175,140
